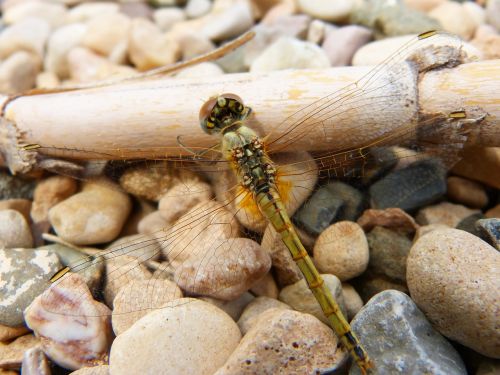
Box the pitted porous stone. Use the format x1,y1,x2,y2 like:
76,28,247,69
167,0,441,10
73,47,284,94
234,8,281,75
0,248,60,327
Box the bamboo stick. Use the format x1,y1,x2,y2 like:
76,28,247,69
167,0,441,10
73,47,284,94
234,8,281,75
0,59,498,173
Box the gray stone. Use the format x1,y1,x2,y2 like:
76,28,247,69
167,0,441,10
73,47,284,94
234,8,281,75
0,171,35,200
456,213,486,239
369,159,447,212
0,248,60,326
475,218,500,250
349,290,467,375
367,226,412,282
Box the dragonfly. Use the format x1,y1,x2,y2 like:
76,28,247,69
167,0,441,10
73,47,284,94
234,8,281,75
20,30,475,374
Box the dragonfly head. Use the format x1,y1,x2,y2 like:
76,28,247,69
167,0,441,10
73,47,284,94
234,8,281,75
199,93,251,135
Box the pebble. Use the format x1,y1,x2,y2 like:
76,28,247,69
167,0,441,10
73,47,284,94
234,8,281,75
475,218,500,250
3,1,67,29
175,237,271,300
357,207,419,234
128,18,181,71
0,334,40,370
201,0,254,42
249,271,278,299
463,1,486,30
153,7,186,31
0,198,31,222
354,272,409,302
44,22,87,79
214,152,317,233
322,25,372,66
0,171,35,200
70,365,110,375
341,283,363,321
261,0,297,24
110,298,241,375
103,254,152,307
201,292,254,321
0,17,49,60
185,0,212,19
471,25,500,60
279,274,347,325
307,19,327,44
294,181,364,235
67,2,120,23
429,1,477,40
112,279,183,335
30,175,77,244
414,223,451,241
453,147,500,189
21,347,50,375
352,34,414,66
158,178,212,223
67,47,136,83
486,204,500,219
313,221,369,281
486,0,500,30
0,323,29,341
456,212,486,238
296,0,355,22
0,248,60,327
250,36,330,72
215,308,347,375
137,210,169,236
119,2,153,19
174,31,215,60
237,296,291,334
36,70,60,89
447,176,488,208
49,179,132,245
349,290,467,375
24,273,112,370
0,50,39,93
0,209,33,248
407,228,500,357
367,226,412,282
81,13,131,57
403,0,446,13
260,224,303,287
370,159,448,211
416,201,480,227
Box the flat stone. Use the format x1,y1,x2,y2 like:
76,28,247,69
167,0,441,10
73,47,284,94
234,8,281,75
313,221,369,281
110,298,241,375
0,248,60,327
369,159,447,212
367,226,412,282
215,308,347,375
407,228,500,357
349,290,467,375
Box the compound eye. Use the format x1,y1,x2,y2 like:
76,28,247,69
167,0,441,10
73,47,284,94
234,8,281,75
199,96,218,124
217,96,227,107
220,93,244,106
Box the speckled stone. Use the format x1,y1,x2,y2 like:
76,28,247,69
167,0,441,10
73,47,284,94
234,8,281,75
349,290,467,375
407,228,500,358
237,296,291,334
0,248,60,327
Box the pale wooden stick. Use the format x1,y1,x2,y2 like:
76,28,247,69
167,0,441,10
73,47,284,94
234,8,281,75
0,60,498,173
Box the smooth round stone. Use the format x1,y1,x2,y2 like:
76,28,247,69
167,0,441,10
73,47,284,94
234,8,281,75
447,176,488,208
200,292,254,321
3,1,67,29
249,271,278,299
486,0,500,30
407,228,500,358
200,0,254,42
366,226,412,282
429,1,476,40
110,298,241,375
279,274,347,325
463,2,486,29
25,273,112,370
21,347,50,375
0,248,60,327
237,296,291,335
322,25,372,66
44,23,87,79
112,279,183,335
0,209,33,248
175,238,271,300
403,0,446,12
0,171,35,200
0,17,50,60
137,210,168,236
453,147,500,189
70,365,110,375
67,47,136,83
354,272,409,302
357,207,419,234
250,36,330,72
128,18,181,71
67,2,120,23
314,221,369,281
0,50,39,93
153,7,186,31
216,308,347,375
471,25,500,60
415,202,480,227
297,0,355,22
175,61,224,78
0,199,31,222
107,233,162,263
36,71,60,89
341,283,363,321
185,0,212,18
349,290,467,375
174,31,215,60
49,180,132,245
0,334,40,371
81,13,131,57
